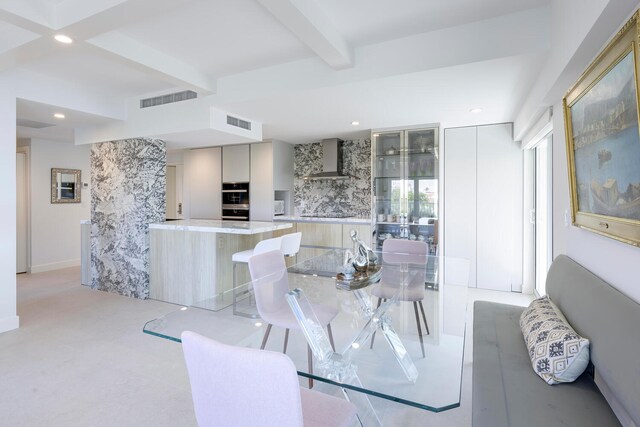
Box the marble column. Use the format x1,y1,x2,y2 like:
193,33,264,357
91,138,166,298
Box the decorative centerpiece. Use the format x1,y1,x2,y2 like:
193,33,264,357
336,230,382,290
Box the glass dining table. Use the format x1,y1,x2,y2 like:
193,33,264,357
143,248,469,421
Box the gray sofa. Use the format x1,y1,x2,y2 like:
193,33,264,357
472,255,640,427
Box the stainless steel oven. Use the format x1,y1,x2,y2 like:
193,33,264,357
222,182,249,221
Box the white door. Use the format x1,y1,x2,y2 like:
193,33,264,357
16,152,27,273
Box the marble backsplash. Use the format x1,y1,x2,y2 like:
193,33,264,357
294,138,371,217
91,138,166,299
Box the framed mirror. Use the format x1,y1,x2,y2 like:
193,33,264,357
51,168,81,203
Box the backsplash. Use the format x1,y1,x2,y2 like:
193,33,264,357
91,138,166,299
294,138,371,217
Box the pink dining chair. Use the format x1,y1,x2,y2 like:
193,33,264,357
370,239,430,357
181,331,357,427
248,249,338,387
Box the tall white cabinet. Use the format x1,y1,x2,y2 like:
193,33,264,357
185,147,222,219
250,140,294,221
444,123,522,291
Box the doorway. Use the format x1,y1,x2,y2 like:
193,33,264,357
16,151,28,273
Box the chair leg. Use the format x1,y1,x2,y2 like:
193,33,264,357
260,324,273,350
369,297,383,349
283,328,290,354
327,324,335,352
308,344,314,389
418,300,430,335
413,301,425,358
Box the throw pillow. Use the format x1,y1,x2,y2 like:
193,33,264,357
519,296,590,385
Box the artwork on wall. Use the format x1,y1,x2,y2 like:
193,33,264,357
51,168,81,203
563,11,640,246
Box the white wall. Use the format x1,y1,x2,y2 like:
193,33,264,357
516,0,640,303
29,139,91,273
0,91,19,333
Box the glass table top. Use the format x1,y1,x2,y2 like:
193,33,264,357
143,249,469,413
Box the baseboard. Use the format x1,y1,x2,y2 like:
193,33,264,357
0,315,19,334
30,259,81,274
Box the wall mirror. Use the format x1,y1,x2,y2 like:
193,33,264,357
51,168,81,203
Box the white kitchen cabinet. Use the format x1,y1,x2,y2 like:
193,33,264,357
444,123,522,291
250,142,274,221
444,126,477,287
222,144,250,183
250,140,294,221
185,147,222,219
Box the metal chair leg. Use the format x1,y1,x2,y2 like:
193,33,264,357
260,324,273,350
283,328,290,353
308,344,314,389
369,297,383,349
418,300,430,335
327,324,335,352
413,301,425,358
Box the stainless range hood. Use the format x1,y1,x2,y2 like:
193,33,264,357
303,138,357,180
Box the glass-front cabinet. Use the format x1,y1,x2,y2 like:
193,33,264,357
372,127,439,259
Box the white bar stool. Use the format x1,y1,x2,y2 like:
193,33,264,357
281,232,302,258
232,236,283,317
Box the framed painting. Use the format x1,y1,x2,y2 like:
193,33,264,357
51,168,81,204
563,11,640,246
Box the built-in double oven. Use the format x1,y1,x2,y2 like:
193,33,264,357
222,182,250,221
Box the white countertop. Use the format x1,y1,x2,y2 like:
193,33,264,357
149,219,293,234
274,215,371,225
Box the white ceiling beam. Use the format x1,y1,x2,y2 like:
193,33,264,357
0,8,51,35
214,7,550,104
87,32,216,94
0,0,214,93
257,0,353,70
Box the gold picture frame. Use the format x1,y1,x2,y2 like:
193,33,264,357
51,168,81,204
563,11,640,247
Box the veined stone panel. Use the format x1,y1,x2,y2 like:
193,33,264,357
91,138,166,298
294,138,371,217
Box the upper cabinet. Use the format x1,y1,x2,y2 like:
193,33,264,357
222,144,250,183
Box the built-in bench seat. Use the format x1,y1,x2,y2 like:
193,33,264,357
472,255,640,427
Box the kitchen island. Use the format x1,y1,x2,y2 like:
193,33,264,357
148,219,292,307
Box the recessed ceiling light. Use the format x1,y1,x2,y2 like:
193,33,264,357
54,113,65,119
470,108,483,113
54,34,73,44
351,121,360,126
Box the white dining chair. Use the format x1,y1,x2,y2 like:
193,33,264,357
370,239,430,357
248,249,338,388
181,331,357,427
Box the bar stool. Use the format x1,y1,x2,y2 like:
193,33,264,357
281,232,302,258
232,236,283,317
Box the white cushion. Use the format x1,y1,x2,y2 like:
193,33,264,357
519,296,590,385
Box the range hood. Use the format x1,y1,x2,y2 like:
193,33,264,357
304,138,357,180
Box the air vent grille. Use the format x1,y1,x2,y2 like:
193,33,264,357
140,90,197,108
16,119,55,129
227,115,251,130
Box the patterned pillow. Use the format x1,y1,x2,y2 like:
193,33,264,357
519,296,590,385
